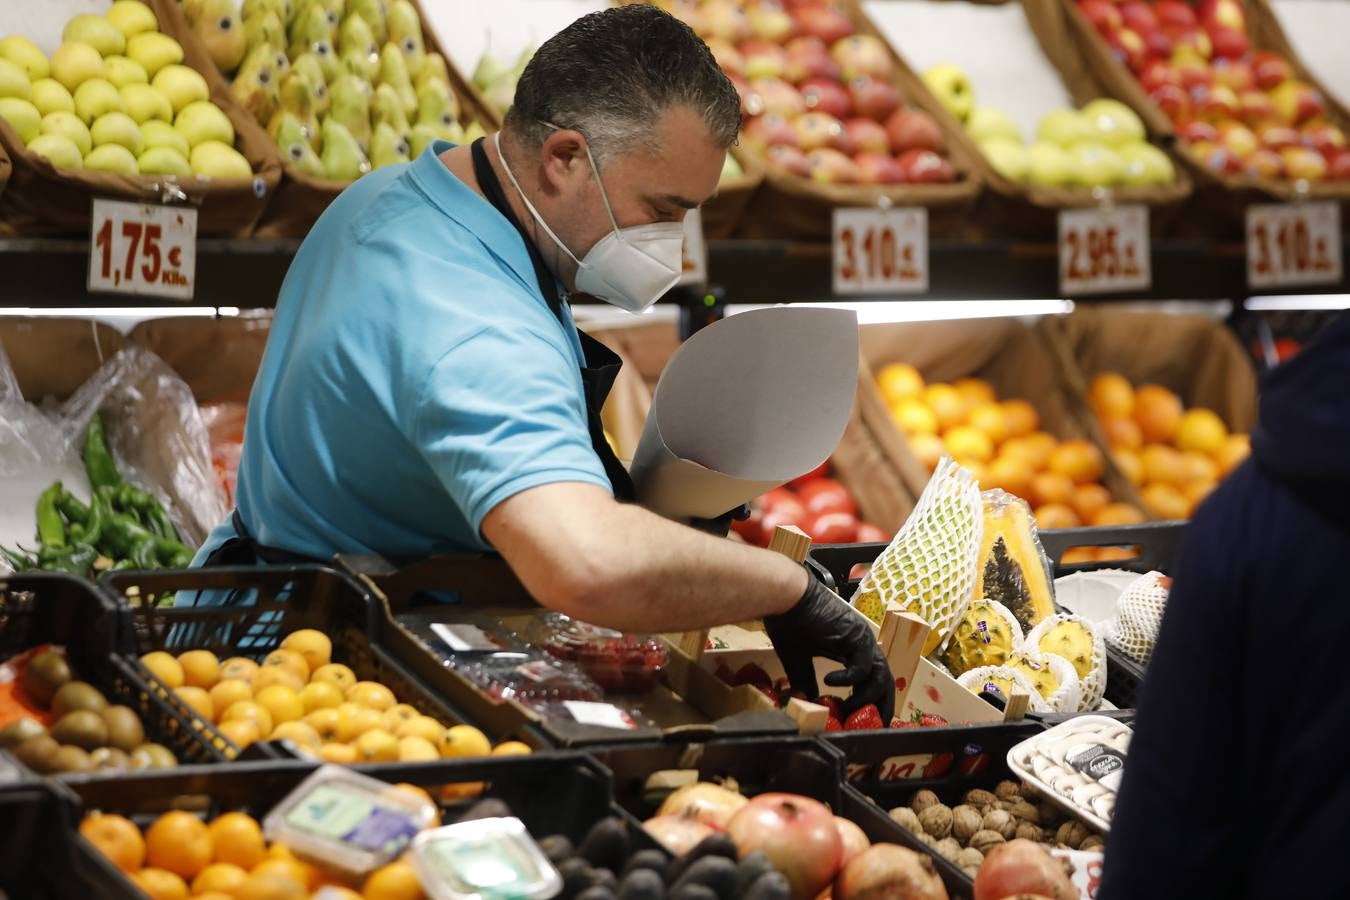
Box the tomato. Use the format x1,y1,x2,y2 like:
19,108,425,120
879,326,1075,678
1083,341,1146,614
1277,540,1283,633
806,511,858,544
760,504,808,546
855,522,891,543
798,479,858,517
789,459,831,490
730,505,765,545
761,487,801,511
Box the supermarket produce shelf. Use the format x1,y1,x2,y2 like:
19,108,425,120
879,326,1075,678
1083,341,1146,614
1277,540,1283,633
3,237,1348,307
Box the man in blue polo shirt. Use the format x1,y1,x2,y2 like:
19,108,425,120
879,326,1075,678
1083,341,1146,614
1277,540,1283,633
194,6,892,720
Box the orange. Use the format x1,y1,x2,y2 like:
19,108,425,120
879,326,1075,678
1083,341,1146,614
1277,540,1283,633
1033,503,1081,530
221,700,274,738
391,783,441,825
262,649,310,683
383,703,421,730
207,811,266,870
983,456,1033,502
209,679,254,721
144,810,213,880
1214,433,1250,477
1100,416,1142,451
907,432,945,472
313,888,364,900
925,383,968,431
1030,471,1074,508
966,402,1009,445
953,377,996,409
891,398,938,436
141,651,185,689
1140,444,1185,487
220,657,259,684
79,813,145,874
395,715,447,743
1021,432,1056,470
1184,479,1217,514
191,862,248,895
943,425,994,463
362,860,424,900
254,685,304,726
346,681,398,712
439,724,491,759
1000,399,1039,439
1133,384,1183,443
252,666,306,693
1048,439,1105,485
129,867,189,900
397,735,439,762
1142,483,1189,520
279,629,332,673
311,663,358,693
319,742,358,764
196,894,238,900
1180,451,1219,484
1089,372,1135,419
251,855,318,890
336,704,386,743
1112,448,1143,486
175,686,213,723
217,718,262,751
1060,547,1097,565
177,650,221,689
354,728,400,762
1095,546,1140,563
954,459,987,485
876,363,924,404
1070,484,1112,524
300,680,345,714
305,708,342,742
271,720,322,749
440,781,486,801
233,870,307,900
1091,503,1147,527
490,741,532,757
1175,407,1227,455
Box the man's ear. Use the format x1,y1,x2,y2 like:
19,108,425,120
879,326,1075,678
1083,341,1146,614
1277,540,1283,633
538,129,587,195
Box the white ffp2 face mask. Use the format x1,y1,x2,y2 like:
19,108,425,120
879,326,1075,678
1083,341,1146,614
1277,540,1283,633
495,131,685,313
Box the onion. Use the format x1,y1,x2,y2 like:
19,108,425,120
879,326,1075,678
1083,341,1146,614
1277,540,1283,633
973,839,1076,900
643,815,717,856
657,782,748,829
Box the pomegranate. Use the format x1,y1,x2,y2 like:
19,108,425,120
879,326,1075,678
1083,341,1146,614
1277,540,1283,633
656,782,748,829
727,793,843,900
834,816,871,866
643,815,717,855
834,843,948,900
972,840,1076,900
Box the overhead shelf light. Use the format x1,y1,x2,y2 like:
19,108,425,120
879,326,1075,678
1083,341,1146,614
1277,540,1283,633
726,299,1074,324
1245,295,1350,311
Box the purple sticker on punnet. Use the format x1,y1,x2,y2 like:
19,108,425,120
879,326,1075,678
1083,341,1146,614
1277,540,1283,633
341,806,420,854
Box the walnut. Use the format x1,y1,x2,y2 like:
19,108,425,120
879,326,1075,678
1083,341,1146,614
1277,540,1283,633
965,788,997,809
889,806,922,833
1056,821,1092,850
919,803,953,840
1009,800,1040,823
962,866,980,880
1021,783,1042,801
983,809,1017,840
951,805,983,844
1038,801,1062,824
969,829,1007,854
1015,822,1045,843
935,837,961,862
911,789,941,813
1079,835,1106,853
914,831,936,847
995,780,1022,801
956,847,984,870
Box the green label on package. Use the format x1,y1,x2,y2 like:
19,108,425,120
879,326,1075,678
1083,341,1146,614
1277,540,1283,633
286,785,419,854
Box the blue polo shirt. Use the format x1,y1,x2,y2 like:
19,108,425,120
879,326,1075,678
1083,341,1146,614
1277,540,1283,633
192,141,612,566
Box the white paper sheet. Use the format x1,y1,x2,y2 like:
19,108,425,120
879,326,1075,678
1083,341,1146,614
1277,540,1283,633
629,307,859,520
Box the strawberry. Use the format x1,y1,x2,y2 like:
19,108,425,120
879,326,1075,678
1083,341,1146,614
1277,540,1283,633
891,718,917,728
825,715,843,731
819,696,843,717
732,663,774,692
844,704,883,731
919,713,949,728
715,663,735,685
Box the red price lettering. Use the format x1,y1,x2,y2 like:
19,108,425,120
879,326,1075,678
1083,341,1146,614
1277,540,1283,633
1067,225,1123,282
121,220,142,283
1253,221,1273,276
140,223,162,284
1086,859,1104,897
95,218,113,281
839,226,858,284
1256,214,1330,277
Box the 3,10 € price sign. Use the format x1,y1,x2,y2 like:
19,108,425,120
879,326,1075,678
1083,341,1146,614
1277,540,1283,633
1247,201,1342,289
1058,205,1151,296
88,199,197,301
833,207,929,295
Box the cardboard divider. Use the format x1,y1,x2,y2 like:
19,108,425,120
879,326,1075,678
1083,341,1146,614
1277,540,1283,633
0,318,127,403
127,313,270,404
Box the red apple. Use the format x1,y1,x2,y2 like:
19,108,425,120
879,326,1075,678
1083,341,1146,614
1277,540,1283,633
1328,149,1350,181
1175,53,1214,91
751,77,807,118
831,34,892,81
1149,83,1192,120
727,794,843,900
1212,59,1253,93
806,147,861,183
1155,0,1198,30
1251,51,1292,91
1198,0,1246,33
854,150,905,184
1271,80,1325,126
896,148,955,183
1120,2,1159,37
741,41,788,80
1301,122,1346,159
1281,145,1328,180
747,0,797,43
1080,0,1122,34
1177,119,1220,143
835,845,946,900
793,111,846,151
1246,147,1285,178
1206,24,1250,61
1191,140,1244,174
1172,29,1213,61
702,0,753,44
1238,89,1275,125
1141,60,1182,91
1107,28,1148,73
1218,121,1259,157
744,113,801,152
784,36,841,83
766,143,812,177
844,117,890,153
1257,122,1301,150
800,77,852,119
848,75,901,121
1192,83,1239,121
706,40,746,79
885,107,943,153
1143,28,1175,60
794,4,854,46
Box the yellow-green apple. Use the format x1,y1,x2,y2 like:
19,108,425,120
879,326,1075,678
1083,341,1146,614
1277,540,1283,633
1280,145,1327,180
886,107,943,153
1149,84,1191,120
1079,0,1122,34
1119,143,1176,184
1238,90,1274,125
1037,108,1093,148
966,106,1022,145
1257,123,1301,151
1245,148,1284,179
794,5,853,46
1027,141,1075,186
854,150,904,184
848,75,900,121
800,77,851,119
1190,140,1243,174
705,40,745,79
742,41,788,81
784,37,839,83
832,35,891,81
1083,98,1146,144
981,136,1030,182
1155,0,1198,30
806,147,860,183
743,113,799,152
922,64,973,122
1070,141,1126,186
793,111,846,152
766,143,811,177
1271,80,1325,126
750,77,806,118
844,117,890,154
1217,121,1259,158
897,147,954,182
749,1,796,42
1251,51,1292,92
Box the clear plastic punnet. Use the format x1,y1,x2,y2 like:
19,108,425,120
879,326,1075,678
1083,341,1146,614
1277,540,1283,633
528,612,668,694
411,817,563,900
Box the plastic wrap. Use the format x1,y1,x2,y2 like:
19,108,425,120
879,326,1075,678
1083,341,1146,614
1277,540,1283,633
0,340,68,477
1026,612,1108,712
199,401,246,506
1106,571,1170,665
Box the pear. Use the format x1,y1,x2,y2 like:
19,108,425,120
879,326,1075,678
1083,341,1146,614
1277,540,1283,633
103,56,148,89
50,42,104,93
416,79,458,129
151,65,209,115
138,145,191,175
121,83,173,123
310,39,340,83
472,50,509,93
0,36,49,82
230,43,283,124
197,0,248,72
84,142,138,174
27,132,83,168
339,45,378,83
274,112,323,176
141,119,189,156
348,0,389,44
369,120,409,169
409,121,457,157
0,59,30,102
175,100,234,148
126,33,183,80
320,115,368,180
190,140,252,178
242,0,290,22
31,79,75,117
74,79,126,125
107,0,159,38
372,82,408,136
328,74,370,149
317,0,347,20
417,52,450,92
245,10,286,54
338,13,377,60
378,43,415,116
268,73,320,149
289,3,335,59
386,1,424,78
0,98,41,143
63,15,127,58
90,111,144,155
40,112,92,155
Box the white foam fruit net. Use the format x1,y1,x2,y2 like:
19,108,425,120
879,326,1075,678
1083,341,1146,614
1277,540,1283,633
1027,612,1107,711
1007,650,1082,714
940,598,1025,676
851,457,983,655
957,665,1052,713
1106,571,1170,665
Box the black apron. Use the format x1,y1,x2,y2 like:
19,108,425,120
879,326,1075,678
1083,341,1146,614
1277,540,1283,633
204,139,636,566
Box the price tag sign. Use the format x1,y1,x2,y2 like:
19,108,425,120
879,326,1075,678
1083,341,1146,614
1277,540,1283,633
1058,204,1151,296
678,207,708,287
1247,201,1342,289
832,207,928,295
88,199,197,300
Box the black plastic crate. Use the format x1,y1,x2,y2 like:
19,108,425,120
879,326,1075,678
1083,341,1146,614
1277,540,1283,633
0,572,222,767
589,736,974,899
98,564,528,758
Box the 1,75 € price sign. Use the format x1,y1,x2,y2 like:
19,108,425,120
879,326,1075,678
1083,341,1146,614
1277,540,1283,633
833,207,928,295
88,199,197,301
1058,205,1151,296
1247,201,1342,289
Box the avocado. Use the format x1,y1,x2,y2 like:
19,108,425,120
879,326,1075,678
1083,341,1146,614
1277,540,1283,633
14,734,60,774
51,710,110,751
618,869,666,900
740,872,790,900
51,681,108,718
22,651,72,707
0,717,47,750
673,857,736,900
100,706,145,753
578,817,631,873
539,834,575,865
51,745,93,774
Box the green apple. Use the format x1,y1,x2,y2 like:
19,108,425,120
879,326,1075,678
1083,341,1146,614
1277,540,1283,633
922,64,974,123
1036,108,1093,149
0,97,41,143
40,111,92,155
63,15,127,58
1081,98,1145,146
107,0,160,39
31,79,75,116
138,145,192,176
103,55,148,88
1069,141,1126,187
121,83,173,123
141,119,189,156
73,79,126,124
50,42,105,93
966,107,1021,146
175,100,234,148
1118,142,1175,186
91,111,145,155
27,132,83,168
979,136,1030,183
152,65,209,114
126,32,183,79
84,142,139,175
0,58,31,102
0,36,49,82
190,140,251,178
1026,140,1075,187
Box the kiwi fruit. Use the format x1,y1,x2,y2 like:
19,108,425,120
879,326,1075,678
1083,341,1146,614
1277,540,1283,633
130,743,176,770
51,711,110,751
51,682,108,718
51,745,93,774
22,652,72,707
100,706,145,753
89,747,131,771
0,717,47,750
14,734,60,774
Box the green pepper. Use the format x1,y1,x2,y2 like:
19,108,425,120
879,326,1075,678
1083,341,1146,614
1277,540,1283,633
145,504,181,542
103,512,157,558
108,558,136,571
37,543,98,577
56,489,90,526
154,537,193,567
0,544,35,572
83,412,122,492
130,536,159,569
35,483,67,550
73,494,105,548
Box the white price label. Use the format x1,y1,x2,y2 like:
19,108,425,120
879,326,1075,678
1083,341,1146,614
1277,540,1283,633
563,701,637,730
1058,205,1151,296
832,207,928,295
88,199,197,300
1246,201,1342,288
678,207,707,287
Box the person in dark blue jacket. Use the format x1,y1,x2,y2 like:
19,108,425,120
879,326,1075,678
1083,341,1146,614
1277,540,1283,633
1102,311,1350,898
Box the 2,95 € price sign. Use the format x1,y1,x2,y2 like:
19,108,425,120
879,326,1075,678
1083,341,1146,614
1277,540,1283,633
1058,205,1151,296
833,207,928,295
88,199,197,301
1247,201,1342,289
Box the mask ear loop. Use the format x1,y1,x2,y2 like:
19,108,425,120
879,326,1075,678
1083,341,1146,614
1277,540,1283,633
539,120,624,237
494,130,585,268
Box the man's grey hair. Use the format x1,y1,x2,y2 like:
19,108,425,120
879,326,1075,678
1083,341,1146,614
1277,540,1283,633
504,5,741,167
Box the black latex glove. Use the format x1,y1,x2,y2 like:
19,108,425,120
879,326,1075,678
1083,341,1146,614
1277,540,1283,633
688,503,752,538
764,566,895,724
